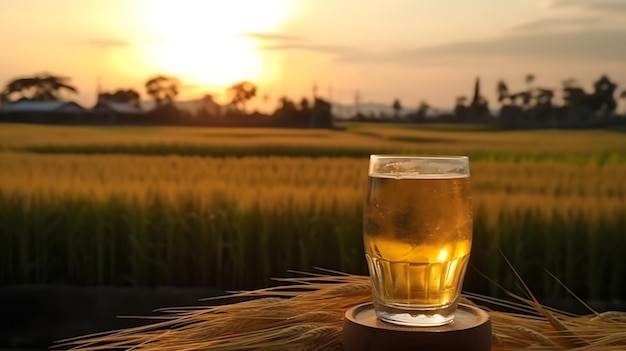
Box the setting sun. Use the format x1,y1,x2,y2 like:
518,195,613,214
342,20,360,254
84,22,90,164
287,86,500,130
136,0,292,91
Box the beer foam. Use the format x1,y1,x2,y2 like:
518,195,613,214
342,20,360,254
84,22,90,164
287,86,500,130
369,172,469,179
369,157,469,178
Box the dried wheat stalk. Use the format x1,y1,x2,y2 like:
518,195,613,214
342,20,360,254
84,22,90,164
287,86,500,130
55,270,626,351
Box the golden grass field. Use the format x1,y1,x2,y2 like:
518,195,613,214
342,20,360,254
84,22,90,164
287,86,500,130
1,122,625,299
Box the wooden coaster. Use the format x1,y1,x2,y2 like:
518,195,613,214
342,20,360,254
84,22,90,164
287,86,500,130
343,303,491,351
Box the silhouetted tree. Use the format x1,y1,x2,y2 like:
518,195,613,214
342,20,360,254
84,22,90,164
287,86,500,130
1,73,77,102
519,91,533,109
562,85,587,108
562,78,579,89
354,91,361,115
197,93,220,118
300,97,310,111
279,96,298,112
312,97,333,128
416,101,429,121
525,73,535,91
272,96,299,123
261,93,270,113
98,89,140,108
562,75,618,119
392,99,402,119
228,81,257,112
145,75,179,107
497,80,509,104
592,75,617,115
535,88,554,107
454,96,468,120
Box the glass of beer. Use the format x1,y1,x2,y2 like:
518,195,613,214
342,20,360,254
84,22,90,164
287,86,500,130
364,155,472,327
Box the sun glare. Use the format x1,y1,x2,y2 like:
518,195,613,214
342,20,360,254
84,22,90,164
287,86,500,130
136,0,292,93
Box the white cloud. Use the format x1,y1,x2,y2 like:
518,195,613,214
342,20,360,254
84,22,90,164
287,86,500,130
551,0,626,12
333,29,626,64
512,16,600,32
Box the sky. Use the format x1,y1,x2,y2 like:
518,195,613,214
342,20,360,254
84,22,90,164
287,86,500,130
1,0,626,111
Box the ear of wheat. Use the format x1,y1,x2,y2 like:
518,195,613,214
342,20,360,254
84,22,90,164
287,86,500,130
55,270,626,351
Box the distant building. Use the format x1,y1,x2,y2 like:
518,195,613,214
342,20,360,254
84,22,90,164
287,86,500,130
0,100,86,124
91,101,145,124
92,101,143,114
0,100,85,114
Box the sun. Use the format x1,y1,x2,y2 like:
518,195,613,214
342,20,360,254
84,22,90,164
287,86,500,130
136,0,292,93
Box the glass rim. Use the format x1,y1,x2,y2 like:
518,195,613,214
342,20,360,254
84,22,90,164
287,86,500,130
370,154,469,161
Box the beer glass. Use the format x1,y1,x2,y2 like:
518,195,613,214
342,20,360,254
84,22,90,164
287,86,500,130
363,155,472,326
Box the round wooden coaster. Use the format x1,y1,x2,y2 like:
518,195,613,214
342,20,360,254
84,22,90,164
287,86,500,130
343,303,491,351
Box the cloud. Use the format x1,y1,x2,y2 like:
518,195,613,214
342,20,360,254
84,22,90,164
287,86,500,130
260,43,353,55
551,0,626,12
512,16,601,32
246,21,626,67
335,29,626,64
181,83,201,90
245,31,354,55
86,38,130,49
242,32,303,42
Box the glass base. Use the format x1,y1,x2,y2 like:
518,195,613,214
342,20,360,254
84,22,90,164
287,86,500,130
374,301,457,327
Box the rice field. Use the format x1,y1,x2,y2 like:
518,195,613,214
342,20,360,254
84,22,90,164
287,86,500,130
1,122,625,300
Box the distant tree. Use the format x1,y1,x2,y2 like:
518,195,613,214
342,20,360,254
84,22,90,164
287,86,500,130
354,91,361,115
416,101,430,121
524,73,536,107
273,96,296,115
519,91,533,109
562,78,579,89
228,81,257,112
507,93,519,106
145,75,179,107
535,88,554,107
496,80,509,104
621,90,626,113
278,96,298,113
525,73,535,90
392,99,402,118
562,86,587,108
98,89,141,108
592,75,617,115
454,96,468,120
197,93,220,117
261,93,270,112
1,73,78,102
561,75,618,118
312,97,333,128
272,96,301,124
300,97,310,111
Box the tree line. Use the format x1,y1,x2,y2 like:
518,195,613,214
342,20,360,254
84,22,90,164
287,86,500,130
494,74,624,128
355,74,626,128
0,73,333,128
2,72,625,129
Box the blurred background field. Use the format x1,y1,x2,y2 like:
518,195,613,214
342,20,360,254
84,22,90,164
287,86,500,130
1,122,625,301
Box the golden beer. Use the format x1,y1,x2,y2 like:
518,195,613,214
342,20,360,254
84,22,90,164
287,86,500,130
364,156,472,326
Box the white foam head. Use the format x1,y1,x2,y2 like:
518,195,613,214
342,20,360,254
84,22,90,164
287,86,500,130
369,155,470,178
